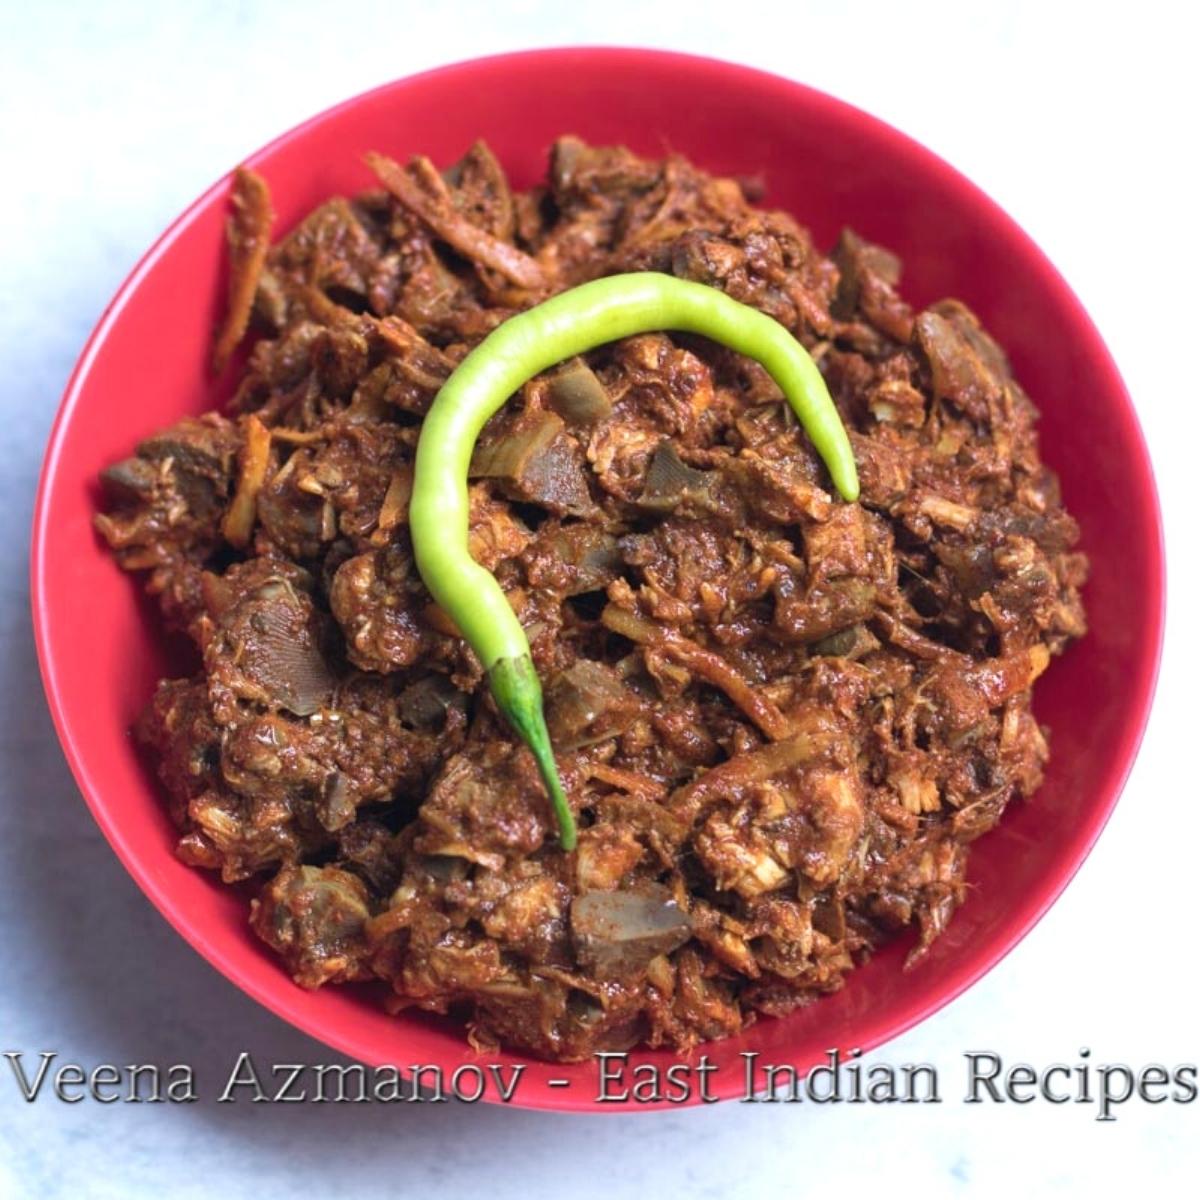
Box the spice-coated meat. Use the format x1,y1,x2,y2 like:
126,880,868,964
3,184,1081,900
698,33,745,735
96,137,1087,1061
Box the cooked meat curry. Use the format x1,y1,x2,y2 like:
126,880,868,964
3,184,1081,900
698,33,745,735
95,137,1088,1061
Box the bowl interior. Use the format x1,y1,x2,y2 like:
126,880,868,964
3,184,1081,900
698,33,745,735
32,48,1162,1111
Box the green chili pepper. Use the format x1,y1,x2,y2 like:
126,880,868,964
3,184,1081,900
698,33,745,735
410,272,859,851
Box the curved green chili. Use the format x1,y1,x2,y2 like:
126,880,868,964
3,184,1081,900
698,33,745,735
410,272,859,852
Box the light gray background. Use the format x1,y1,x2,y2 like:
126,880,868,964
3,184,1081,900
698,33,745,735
1,1,1194,1195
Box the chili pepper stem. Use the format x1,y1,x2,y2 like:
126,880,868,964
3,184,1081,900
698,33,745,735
489,654,578,851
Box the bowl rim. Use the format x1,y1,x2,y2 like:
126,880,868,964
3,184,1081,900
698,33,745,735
30,45,1166,1113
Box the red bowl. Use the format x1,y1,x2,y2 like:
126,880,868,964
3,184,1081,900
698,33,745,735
31,47,1163,1112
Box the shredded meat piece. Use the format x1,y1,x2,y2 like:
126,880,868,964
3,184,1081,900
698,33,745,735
96,136,1087,1062
366,151,546,290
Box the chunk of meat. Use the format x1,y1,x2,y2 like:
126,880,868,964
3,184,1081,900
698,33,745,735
467,485,534,570
267,195,385,309
330,547,426,672
575,824,645,890
137,677,310,880
413,745,554,866
471,409,593,516
522,522,621,597
545,659,641,750
201,561,335,719
914,301,1011,423
443,140,517,241
571,886,693,979
251,865,373,987
97,415,239,560
256,449,332,559
832,227,913,343
95,414,241,632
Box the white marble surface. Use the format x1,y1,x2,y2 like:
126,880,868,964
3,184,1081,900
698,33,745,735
1,1,1195,1194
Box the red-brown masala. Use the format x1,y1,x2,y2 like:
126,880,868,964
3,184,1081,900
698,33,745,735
95,137,1087,1061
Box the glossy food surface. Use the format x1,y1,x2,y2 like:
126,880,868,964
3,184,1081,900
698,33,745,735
32,47,1163,1111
